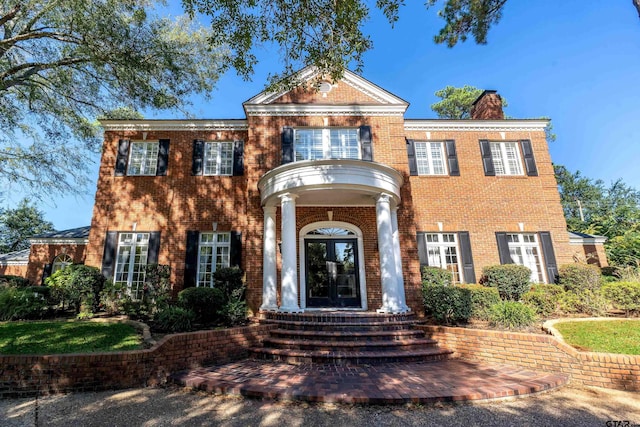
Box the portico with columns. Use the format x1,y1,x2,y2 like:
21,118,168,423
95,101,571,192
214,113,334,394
258,159,410,313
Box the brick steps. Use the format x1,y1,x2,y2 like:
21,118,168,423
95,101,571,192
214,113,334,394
250,311,452,365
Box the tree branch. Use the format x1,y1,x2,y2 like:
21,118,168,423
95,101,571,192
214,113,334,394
0,56,90,90
0,4,21,28
634,0,640,18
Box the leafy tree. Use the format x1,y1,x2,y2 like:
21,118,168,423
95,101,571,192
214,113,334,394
1,1,222,198
554,165,605,233
0,198,55,252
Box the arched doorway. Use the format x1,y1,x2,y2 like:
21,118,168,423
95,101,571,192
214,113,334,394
299,221,367,310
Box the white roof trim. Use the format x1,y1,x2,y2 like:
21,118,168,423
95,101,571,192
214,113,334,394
245,104,407,116
404,120,549,132
0,260,28,266
569,235,607,245
243,66,409,107
29,238,89,245
100,120,249,131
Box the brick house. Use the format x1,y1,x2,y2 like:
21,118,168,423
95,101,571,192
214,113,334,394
1,68,606,314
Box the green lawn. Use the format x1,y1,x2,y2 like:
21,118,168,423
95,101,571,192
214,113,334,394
554,320,640,355
0,320,143,355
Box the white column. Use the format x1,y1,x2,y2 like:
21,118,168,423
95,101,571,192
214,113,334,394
391,206,410,312
376,193,402,313
279,193,301,312
260,206,278,311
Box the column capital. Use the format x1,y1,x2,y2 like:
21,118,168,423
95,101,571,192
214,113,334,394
376,192,393,204
263,206,277,214
279,193,298,203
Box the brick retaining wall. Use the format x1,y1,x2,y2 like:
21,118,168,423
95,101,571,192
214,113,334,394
0,324,275,398
419,325,640,391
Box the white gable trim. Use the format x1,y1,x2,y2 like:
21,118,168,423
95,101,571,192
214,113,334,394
244,104,407,116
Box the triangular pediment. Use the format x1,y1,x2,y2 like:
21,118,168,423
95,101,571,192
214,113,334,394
243,66,408,116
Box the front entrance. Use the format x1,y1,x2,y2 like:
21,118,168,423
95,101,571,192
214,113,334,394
305,238,360,308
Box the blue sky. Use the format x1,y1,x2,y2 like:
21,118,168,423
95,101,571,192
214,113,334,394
9,1,640,230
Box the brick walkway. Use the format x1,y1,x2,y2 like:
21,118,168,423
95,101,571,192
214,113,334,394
171,359,568,404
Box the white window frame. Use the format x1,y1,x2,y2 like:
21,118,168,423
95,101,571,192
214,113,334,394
127,141,159,176
507,233,545,283
424,233,463,283
490,141,523,176
51,253,73,274
114,233,150,300
203,141,233,176
415,142,448,175
294,128,361,161
196,232,231,287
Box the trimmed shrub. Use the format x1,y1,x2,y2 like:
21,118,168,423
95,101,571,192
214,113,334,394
488,301,537,329
0,287,48,320
213,267,244,300
481,265,532,301
0,275,31,288
142,264,172,313
601,281,640,315
45,264,106,317
523,283,564,317
457,284,500,320
558,264,602,292
178,286,225,324
421,266,453,287
422,284,472,325
558,289,607,316
154,306,195,332
99,281,131,315
214,267,248,326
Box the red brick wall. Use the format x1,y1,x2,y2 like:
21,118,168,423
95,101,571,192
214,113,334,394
0,264,28,277
0,324,274,397
419,325,640,391
26,244,87,284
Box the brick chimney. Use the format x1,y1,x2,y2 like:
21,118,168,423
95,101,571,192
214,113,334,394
470,90,504,120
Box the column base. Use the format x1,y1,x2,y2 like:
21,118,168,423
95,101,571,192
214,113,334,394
259,304,278,312
278,306,303,313
376,305,411,314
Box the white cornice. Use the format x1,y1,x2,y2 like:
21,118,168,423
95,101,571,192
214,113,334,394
404,119,549,132
29,238,89,245
100,120,249,132
245,104,407,116
0,260,28,266
244,67,321,105
569,235,607,245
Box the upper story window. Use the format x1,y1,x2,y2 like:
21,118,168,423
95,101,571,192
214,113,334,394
490,141,523,176
480,140,538,177
415,142,447,175
197,232,231,287
506,233,545,283
128,141,160,176
114,139,169,177
203,141,233,176
295,128,360,161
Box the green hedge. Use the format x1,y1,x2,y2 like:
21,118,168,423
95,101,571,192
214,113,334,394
481,264,532,301
421,266,453,287
522,284,564,317
422,284,471,325
457,284,500,320
558,289,607,316
177,286,225,324
0,275,31,288
488,301,537,329
558,264,602,292
0,287,48,321
601,281,640,315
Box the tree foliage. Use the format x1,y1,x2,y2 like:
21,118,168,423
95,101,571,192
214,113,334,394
0,0,222,197
0,198,55,253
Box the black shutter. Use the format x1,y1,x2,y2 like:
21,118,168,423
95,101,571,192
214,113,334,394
101,231,118,278
233,140,244,176
539,231,558,283
458,231,476,284
495,232,512,264
147,232,160,265
41,264,52,285
445,140,460,176
156,139,170,176
407,139,418,176
480,140,495,176
520,140,538,176
359,125,373,161
281,127,294,164
115,139,130,176
416,233,428,266
192,140,204,175
184,231,199,288
230,231,242,268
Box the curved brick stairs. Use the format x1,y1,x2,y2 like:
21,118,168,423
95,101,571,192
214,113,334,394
250,311,453,365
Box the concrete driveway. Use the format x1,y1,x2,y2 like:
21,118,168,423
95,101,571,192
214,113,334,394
1,385,639,427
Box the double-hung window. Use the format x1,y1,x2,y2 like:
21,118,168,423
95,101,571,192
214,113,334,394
415,142,447,175
197,232,231,287
128,142,159,176
424,233,462,283
294,128,360,161
507,233,545,283
114,233,150,299
490,142,523,176
203,141,233,176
